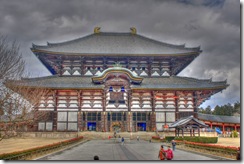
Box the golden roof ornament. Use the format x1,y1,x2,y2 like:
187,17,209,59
113,62,122,67
94,27,101,34
130,27,137,34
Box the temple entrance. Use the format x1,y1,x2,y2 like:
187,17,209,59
112,121,122,132
87,122,96,131
137,123,146,131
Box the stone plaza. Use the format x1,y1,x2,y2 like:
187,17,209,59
36,139,220,160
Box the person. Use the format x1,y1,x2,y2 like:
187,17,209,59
158,145,166,160
114,131,117,138
121,137,125,145
137,135,140,141
236,147,240,160
94,155,99,160
171,140,176,151
165,146,174,160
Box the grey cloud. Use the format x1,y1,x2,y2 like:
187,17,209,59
0,0,240,109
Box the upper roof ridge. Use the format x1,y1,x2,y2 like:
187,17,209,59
32,31,201,51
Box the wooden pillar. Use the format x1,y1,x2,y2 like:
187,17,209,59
210,122,212,129
182,128,184,137
222,124,225,134
135,112,138,132
85,112,87,131
103,112,107,132
175,93,179,120
235,125,237,131
193,91,198,118
110,111,112,131
102,91,106,132
78,90,82,131
78,111,82,131
127,91,131,132
151,91,156,131
53,90,58,131
127,112,131,132
198,128,200,136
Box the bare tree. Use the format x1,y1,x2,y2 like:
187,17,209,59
0,36,48,141
0,36,25,81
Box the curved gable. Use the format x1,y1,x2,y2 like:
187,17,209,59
92,67,143,84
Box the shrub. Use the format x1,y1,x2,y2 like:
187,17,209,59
151,136,160,140
165,136,175,142
230,131,238,138
174,136,218,143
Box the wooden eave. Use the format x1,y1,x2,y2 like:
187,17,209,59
32,49,200,57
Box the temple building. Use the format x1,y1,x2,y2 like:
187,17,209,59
13,27,229,132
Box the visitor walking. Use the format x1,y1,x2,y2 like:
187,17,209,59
158,145,166,160
236,147,240,160
137,135,140,141
171,140,176,151
94,155,99,160
121,137,125,145
165,146,174,160
114,131,117,138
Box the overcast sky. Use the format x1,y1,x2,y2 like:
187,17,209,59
0,0,240,109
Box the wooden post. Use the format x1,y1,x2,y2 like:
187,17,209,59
53,90,58,131
151,91,156,132
85,112,87,131
78,90,82,131
175,93,179,120
235,125,237,131
102,90,106,132
193,91,198,118
222,124,225,135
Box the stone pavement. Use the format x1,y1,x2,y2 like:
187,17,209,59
36,139,220,161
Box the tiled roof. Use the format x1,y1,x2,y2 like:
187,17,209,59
197,113,240,124
8,75,228,90
132,76,228,90
7,75,228,89
9,75,103,89
32,32,201,55
169,115,208,128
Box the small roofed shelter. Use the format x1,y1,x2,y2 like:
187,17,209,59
169,115,208,137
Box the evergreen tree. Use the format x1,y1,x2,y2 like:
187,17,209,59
205,105,212,114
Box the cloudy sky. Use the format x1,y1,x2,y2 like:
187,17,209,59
0,0,240,109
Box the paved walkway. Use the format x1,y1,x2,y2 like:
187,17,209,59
36,140,218,160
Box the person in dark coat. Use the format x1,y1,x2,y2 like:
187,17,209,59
236,147,240,160
171,140,176,151
94,155,99,160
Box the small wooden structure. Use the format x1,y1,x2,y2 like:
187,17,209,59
169,115,208,137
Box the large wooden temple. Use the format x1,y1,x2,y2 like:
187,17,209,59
14,27,228,132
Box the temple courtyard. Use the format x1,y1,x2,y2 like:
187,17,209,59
0,136,239,160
